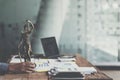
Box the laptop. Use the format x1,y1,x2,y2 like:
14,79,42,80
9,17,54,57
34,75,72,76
41,37,60,58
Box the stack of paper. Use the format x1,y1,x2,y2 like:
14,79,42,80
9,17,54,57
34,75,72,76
77,67,97,74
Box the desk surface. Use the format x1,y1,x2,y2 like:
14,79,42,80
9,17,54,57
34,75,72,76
0,54,112,80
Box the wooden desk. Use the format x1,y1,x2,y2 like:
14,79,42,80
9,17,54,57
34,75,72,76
0,54,112,80
75,54,112,80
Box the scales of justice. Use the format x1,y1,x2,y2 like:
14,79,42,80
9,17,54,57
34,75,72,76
18,20,34,62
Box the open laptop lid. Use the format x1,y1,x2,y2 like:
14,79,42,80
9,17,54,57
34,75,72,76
41,37,60,58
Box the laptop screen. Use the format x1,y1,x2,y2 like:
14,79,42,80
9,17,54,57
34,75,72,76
41,37,60,58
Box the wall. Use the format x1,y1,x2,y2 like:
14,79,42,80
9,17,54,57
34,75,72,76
0,0,41,62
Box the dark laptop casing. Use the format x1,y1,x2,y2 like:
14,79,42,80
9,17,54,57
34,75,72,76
41,37,60,58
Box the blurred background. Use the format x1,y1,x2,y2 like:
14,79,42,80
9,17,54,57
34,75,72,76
0,0,120,66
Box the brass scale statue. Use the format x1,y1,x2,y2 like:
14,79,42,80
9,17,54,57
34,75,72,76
18,20,34,62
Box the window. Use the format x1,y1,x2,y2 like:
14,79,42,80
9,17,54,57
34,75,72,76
59,0,120,65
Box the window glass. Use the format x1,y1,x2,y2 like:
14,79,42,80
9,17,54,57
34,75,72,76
59,0,120,64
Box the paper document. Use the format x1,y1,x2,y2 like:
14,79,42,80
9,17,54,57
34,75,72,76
51,62,79,72
77,67,97,74
34,59,79,72
57,58,76,62
34,59,51,72
10,57,97,74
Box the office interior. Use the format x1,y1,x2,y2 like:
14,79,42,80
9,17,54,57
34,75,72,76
0,0,120,79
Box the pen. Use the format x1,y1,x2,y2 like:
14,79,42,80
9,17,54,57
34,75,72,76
18,52,22,62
